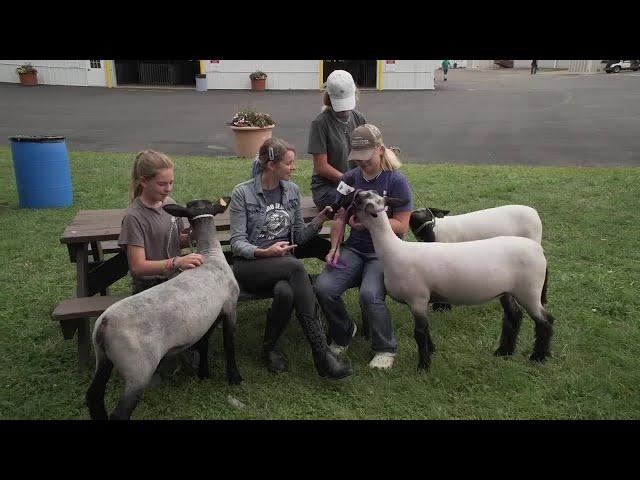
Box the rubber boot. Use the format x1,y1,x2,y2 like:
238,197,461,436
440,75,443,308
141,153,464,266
297,313,352,379
262,308,290,374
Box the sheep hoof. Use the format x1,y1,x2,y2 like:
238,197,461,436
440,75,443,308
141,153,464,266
494,347,513,357
529,352,548,362
417,363,430,375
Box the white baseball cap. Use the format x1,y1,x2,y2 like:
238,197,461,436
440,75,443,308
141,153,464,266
326,70,356,112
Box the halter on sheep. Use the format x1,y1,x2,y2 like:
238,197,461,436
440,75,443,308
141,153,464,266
86,197,242,420
353,190,555,373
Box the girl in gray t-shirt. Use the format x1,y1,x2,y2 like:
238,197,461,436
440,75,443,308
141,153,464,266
118,150,203,295
307,70,366,209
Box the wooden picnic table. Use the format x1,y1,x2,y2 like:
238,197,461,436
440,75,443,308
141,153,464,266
56,197,325,366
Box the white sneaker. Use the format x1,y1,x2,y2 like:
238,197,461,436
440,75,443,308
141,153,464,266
328,322,358,356
368,352,396,370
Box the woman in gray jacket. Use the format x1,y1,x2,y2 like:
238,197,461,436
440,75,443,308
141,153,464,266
229,138,352,379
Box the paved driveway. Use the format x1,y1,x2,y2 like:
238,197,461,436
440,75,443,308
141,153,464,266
2,68,639,166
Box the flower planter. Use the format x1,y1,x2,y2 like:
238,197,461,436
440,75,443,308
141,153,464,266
250,78,266,91
19,72,38,86
230,125,275,157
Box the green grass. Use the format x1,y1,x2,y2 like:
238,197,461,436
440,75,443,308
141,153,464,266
1,148,639,419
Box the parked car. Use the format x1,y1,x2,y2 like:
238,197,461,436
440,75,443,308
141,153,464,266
604,60,640,73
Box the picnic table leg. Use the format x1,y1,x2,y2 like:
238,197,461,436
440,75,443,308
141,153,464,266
90,241,109,296
75,244,92,367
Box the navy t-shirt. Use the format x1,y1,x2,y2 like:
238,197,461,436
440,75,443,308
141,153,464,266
341,168,413,254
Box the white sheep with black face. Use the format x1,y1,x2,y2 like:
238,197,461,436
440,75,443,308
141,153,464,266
409,204,543,313
85,197,242,420
409,205,542,244
353,190,555,374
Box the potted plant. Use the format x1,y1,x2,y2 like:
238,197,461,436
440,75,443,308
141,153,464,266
229,108,276,157
16,63,38,86
249,70,267,91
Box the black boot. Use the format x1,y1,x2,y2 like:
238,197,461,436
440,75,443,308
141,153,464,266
297,313,352,379
262,308,290,374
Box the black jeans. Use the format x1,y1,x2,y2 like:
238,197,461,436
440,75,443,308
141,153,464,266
292,234,332,261
233,255,317,322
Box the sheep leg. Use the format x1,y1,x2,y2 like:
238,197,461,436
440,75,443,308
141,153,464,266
494,294,523,357
529,310,555,362
110,383,146,420
432,302,452,312
517,294,555,362
193,322,217,379
221,305,243,385
86,354,114,420
410,299,434,374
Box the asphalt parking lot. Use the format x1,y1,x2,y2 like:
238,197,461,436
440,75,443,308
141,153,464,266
2,68,639,166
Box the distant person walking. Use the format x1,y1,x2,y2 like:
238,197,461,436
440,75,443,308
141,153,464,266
441,59,451,81
531,60,538,75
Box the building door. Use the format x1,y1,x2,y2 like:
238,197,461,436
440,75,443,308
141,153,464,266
87,60,107,86
323,60,377,88
114,60,200,86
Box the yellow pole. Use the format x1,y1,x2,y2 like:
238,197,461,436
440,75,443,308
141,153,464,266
199,60,206,74
105,60,113,88
377,60,384,90
319,60,324,89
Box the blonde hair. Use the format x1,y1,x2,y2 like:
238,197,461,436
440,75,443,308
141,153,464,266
255,137,296,173
380,146,402,171
130,150,174,200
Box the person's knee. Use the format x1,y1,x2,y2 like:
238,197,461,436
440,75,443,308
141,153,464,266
273,280,294,304
314,272,338,300
360,287,385,306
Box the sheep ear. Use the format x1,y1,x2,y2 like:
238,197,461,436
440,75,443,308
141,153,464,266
162,203,189,217
429,207,450,218
213,196,231,215
384,196,409,208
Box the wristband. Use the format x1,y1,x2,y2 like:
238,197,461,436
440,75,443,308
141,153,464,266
160,260,167,273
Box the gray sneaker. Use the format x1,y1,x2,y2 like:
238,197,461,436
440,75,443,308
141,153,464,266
328,322,357,356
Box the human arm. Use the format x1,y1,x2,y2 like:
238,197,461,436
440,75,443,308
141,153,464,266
326,208,347,263
312,153,343,184
126,245,204,278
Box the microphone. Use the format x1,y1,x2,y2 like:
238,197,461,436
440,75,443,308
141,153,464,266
327,176,356,219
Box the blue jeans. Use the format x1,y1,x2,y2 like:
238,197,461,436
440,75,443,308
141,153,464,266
314,246,397,354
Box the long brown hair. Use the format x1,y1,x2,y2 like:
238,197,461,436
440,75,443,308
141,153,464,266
254,137,296,174
130,150,174,200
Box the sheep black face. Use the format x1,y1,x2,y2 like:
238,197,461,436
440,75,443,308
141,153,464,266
409,207,450,242
163,197,231,219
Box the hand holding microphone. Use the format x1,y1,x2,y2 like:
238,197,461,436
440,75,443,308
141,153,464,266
326,176,356,220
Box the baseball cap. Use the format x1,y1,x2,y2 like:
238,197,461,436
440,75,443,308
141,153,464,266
326,70,356,112
348,124,383,161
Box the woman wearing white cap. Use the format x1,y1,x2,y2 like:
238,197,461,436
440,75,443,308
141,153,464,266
313,124,413,370
308,70,367,209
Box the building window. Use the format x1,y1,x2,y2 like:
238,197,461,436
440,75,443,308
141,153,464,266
90,60,101,69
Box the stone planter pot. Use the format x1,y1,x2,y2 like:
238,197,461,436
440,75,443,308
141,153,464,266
19,72,38,86
230,125,275,157
250,77,266,91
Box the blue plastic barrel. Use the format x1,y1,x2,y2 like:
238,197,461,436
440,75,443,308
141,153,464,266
10,135,73,208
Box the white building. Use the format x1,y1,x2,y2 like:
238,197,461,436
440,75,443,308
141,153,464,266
0,60,439,90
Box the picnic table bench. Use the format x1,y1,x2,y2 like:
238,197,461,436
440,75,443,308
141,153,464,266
53,197,331,366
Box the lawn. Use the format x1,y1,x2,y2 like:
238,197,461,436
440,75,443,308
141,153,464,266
1,148,639,420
